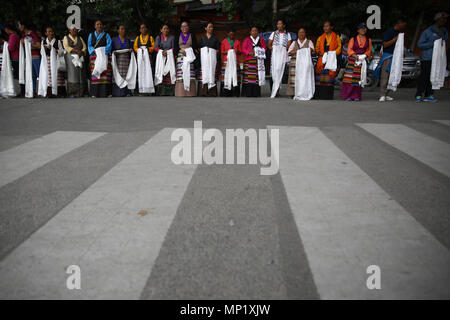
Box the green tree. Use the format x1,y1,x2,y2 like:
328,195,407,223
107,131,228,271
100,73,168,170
0,0,72,35
0,0,174,36
219,0,447,39
91,0,174,34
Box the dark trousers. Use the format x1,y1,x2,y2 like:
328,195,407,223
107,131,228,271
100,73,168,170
415,60,433,98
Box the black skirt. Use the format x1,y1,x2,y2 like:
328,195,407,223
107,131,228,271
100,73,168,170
90,83,112,98
112,84,130,97
241,83,261,97
220,85,240,97
313,86,334,100
197,83,218,97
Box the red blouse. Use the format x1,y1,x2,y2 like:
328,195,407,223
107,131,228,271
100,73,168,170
242,36,267,61
220,38,242,62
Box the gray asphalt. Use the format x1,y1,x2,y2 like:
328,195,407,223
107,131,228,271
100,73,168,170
0,89,449,135
0,87,449,299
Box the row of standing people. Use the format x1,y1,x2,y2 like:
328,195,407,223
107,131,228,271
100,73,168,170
372,13,448,102
87,20,270,98
0,19,350,100
1,16,448,101
1,20,267,99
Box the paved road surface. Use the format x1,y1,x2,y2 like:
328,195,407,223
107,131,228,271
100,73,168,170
0,88,449,299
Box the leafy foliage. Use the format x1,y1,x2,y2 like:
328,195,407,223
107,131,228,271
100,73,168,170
0,0,174,36
219,0,447,38
1,0,447,39
92,0,174,34
0,0,72,33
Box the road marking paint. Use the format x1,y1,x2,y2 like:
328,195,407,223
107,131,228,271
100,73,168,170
434,120,450,127
358,123,450,177
270,126,450,299
0,131,106,188
0,128,197,299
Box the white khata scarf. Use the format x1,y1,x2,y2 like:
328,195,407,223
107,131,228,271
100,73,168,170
0,42,16,97
430,38,447,90
19,40,33,98
223,49,238,90
71,54,84,68
137,46,155,93
322,50,337,71
182,47,196,91
38,38,58,97
68,36,84,68
92,46,107,78
111,50,137,90
355,54,367,87
155,49,176,86
270,44,287,98
200,47,217,89
293,48,315,101
387,32,404,92
254,46,266,87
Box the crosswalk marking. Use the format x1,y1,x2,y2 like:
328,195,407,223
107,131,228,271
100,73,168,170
0,124,449,299
0,131,158,260
0,131,106,188
434,120,450,127
270,126,450,299
0,128,197,299
358,123,450,177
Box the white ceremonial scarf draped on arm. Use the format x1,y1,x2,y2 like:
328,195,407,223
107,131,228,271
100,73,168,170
355,54,367,87
223,49,238,90
254,46,266,87
0,42,16,97
111,49,137,90
137,46,155,93
19,39,33,98
182,47,196,91
57,40,66,72
92,47,107,78
322,51,337,71
69,37,83,68
430,38,447,90
387,32,404,92
293,48,315,100
270,45,287,98
71,53,84,68
155,49,176,86
201,47,217,89
38,38,58,97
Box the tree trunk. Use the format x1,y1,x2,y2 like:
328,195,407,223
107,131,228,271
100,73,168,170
410,11,424,51
136,0,144,24
272,0,277,22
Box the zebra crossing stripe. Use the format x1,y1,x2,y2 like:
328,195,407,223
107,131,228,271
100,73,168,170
0,131,106,188
269,126,450,299
434,120,450,127
0,128,197,299
357,124,450,177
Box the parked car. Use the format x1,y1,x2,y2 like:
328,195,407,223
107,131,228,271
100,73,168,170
366,39,420,87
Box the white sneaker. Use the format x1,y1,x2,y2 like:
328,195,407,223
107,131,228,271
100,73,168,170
385,96,394,101
379,96,386,102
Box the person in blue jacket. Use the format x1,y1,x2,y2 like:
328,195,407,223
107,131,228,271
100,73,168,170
415,12,448,102
87,20,113,98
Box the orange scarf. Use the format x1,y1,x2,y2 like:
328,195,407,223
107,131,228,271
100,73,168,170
316,32,338,75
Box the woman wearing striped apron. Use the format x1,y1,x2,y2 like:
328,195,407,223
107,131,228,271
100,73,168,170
241,27,267,98
174,21,198,97
87,20,112,98
286,27,315,97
